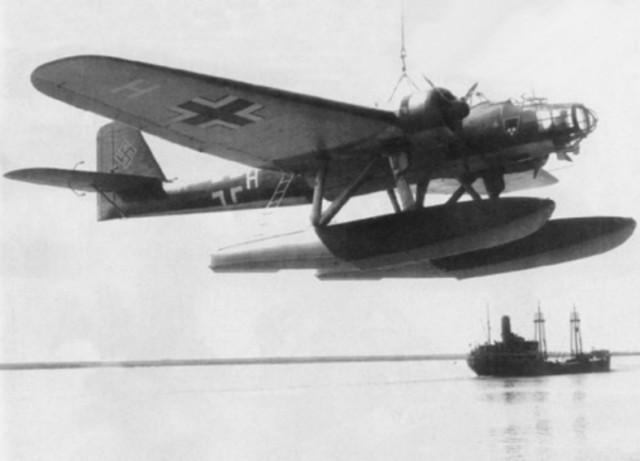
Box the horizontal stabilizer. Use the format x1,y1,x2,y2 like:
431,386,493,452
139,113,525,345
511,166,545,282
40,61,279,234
4,168,162,193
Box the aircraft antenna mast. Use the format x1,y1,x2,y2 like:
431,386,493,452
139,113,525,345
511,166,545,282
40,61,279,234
387,0,419,102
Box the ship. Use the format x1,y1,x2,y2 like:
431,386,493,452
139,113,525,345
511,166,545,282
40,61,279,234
467,307,610,377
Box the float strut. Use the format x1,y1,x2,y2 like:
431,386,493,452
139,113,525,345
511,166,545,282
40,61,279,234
447,175,482,204
387,189,401,213
310,158,328,226
414,179,429,209
388,153,414,210
316,156,379,227
460,179,483,202
446,185,466,205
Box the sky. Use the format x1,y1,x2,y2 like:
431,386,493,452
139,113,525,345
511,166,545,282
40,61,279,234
1,0,640,363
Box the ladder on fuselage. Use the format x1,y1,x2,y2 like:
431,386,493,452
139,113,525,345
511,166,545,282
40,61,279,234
266,172,295,209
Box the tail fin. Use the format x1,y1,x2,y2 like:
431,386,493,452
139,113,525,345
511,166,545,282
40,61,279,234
97,123,166,220
97,122,166,179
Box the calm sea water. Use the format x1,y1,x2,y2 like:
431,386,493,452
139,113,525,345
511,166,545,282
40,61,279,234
2,356,640,460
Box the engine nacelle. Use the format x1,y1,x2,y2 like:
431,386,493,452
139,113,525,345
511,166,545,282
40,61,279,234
397,88,470,134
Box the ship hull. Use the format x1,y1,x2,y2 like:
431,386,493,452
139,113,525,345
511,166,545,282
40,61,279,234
467,352,610,377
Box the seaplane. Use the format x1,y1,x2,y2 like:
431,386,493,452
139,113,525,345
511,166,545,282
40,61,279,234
4,54,635,280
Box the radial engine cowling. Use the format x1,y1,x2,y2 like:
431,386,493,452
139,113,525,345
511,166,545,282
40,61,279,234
397,88,470,134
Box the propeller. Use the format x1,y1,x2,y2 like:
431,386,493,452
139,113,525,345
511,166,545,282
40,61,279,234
421,74,471,132
422,76,478,102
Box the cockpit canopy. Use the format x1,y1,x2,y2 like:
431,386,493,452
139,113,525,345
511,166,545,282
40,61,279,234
529,102,597,137
498,96,596,132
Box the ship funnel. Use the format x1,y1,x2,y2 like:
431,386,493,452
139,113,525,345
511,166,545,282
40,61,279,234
501,316,512,341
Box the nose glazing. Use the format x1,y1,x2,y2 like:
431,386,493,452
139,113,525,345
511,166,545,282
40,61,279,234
573,104,598,135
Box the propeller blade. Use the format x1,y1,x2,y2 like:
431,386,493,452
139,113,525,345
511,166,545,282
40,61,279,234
463,82,479,101
422,74,436,89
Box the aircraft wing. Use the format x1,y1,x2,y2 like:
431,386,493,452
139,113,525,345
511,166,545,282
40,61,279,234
32,56,399,172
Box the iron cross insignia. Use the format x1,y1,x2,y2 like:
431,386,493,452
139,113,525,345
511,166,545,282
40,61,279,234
169,95,264,129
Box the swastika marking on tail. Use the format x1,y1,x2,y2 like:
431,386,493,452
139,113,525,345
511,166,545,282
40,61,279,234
114,141,137,171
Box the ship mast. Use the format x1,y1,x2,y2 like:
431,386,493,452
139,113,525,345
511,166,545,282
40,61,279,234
534,303,548,359
486,305,491,344
570,306,583,356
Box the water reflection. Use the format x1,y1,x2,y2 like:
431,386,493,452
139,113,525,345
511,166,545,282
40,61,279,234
573,415,588,437
4,357,638,460
479,377,550,404
473,374,600,460
569,375,588,445
502,424,525,459
535,418,551,436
